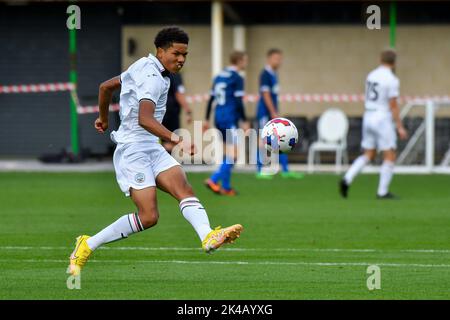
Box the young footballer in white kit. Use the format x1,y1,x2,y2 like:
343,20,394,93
69,27,243,275
340,49,408,199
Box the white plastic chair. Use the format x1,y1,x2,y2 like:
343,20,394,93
308,108,349,173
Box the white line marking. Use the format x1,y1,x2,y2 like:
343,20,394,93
1,258,450,268
1,246,450,253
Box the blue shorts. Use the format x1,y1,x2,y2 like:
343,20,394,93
257,115,270,130
215,123,239,145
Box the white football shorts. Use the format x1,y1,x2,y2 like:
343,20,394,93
113,141,180,197
361,113,397,151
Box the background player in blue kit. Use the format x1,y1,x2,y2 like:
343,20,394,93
203,51,250,196
256,48,303,179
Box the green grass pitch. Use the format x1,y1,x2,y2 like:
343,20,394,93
0,171,449,299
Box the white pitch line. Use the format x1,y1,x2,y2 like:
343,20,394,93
1,258,450,269
1,246,450,254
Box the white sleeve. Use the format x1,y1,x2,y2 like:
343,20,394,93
260,85,271,92
177,84,186,94
388,78,400,99
234,90,245,97
134,66,162,104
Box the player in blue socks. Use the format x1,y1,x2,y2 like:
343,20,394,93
209,156,234,193
203,51,250,195
256,48,303,179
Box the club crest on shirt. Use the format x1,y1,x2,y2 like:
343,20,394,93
135,173,145,184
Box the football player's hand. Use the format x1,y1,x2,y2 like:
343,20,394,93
179,139,197,156
186,111,193,124
397,126,408,140
202,121,210,132
241,121,251,136
270,111,279,119
94,118,108,133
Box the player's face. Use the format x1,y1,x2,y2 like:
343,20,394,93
159,43,188,73
237,55,248,71
268,53,283,70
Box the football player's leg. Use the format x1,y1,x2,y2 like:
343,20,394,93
85,187,156,251
344,121,376,186
256,116,268,174
208,153,227,188
340,148,374,198
344,150,374,185
69,146,154,274
130,187,160,228
206,164,225,194
279,153,304,179
378,149,396,197
377,122,397,197
256,147,263,173
156,165,243,252
162,141,176,153
69,187,154,275
206,127,226,192
221,143,236,192
256,145,274,179
279,153,289,173
256,140,274,179
156,165,212,241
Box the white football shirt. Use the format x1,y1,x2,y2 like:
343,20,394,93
364,65,400,116
111,54,170,144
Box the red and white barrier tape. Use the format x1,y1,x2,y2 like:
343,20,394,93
0,83,74,94
188,93,450,104
2,82,450,114
77,103,120,114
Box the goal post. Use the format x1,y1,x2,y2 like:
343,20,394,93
395,98,450,173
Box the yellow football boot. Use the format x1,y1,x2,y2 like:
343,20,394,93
202,224,243,253
69,235,93,275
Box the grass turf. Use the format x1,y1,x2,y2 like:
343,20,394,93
0,172,449,299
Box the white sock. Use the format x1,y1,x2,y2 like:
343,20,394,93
86,213,144,250
180,197,212,241
378,161,395,196
344,155,370,184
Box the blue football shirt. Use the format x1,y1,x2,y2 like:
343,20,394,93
256,66,279,119
210,67,245,127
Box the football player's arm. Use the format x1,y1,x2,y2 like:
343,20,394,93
260,72,278,119
205,93,215,120
203,94,215,131
235,76,249,125
139,100,195,154
236,97,247,122
389,98,408,140
388,79,407,140
138,100,181,143
236,97,251,132
95,75,121,133
262,91,278,119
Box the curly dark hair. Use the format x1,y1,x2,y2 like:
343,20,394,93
154,26,189,49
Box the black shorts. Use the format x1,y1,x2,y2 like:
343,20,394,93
162,113,180,133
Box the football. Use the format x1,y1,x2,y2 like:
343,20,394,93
261,117,299,153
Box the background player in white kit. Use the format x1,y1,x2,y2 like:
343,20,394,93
340,49,408,199
69,27,243,275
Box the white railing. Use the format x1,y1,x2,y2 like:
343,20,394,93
397,99,450,173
